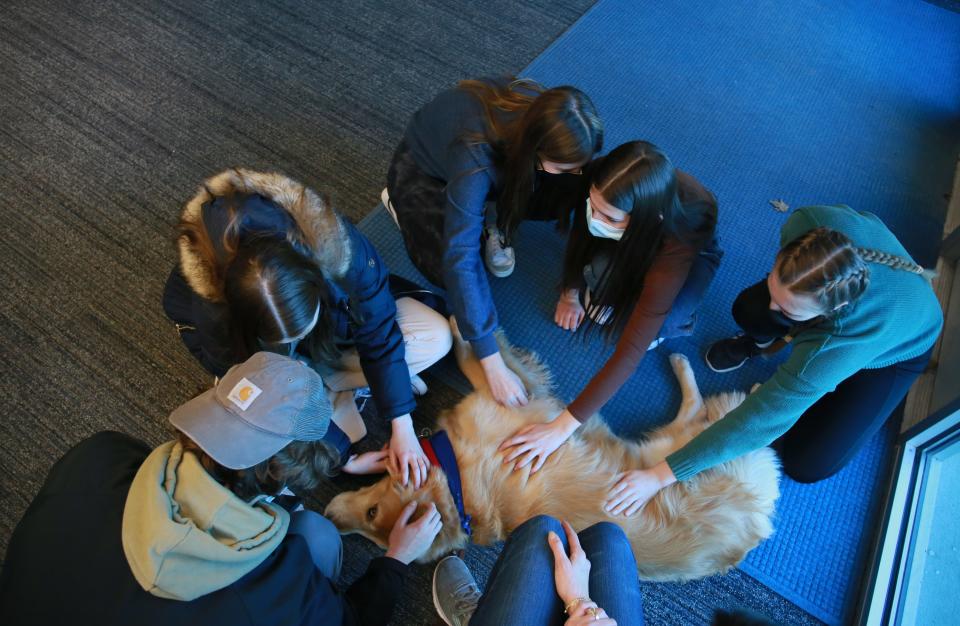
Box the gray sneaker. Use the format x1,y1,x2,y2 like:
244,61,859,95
432,556,481,626
483,227,515,278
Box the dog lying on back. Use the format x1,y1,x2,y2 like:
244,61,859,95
325,326,780,581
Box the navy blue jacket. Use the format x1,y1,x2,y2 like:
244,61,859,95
163,170,416,420
403,80,523,359
0,432,407,626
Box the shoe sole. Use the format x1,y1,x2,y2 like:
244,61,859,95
432,557,455,626
705,353,748,373
487,265,514,278
380,188,400,228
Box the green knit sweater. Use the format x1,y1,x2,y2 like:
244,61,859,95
667,205,944,481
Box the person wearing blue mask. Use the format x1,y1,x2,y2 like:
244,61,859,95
162,169,453,489
499,141,722,475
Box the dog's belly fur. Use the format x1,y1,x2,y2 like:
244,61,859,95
441,387,781,581
322,327,782,583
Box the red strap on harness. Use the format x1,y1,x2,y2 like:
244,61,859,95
419,437,441,467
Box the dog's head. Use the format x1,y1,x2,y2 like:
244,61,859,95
323,467,468,562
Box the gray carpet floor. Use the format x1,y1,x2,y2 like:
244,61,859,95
0,1,821,624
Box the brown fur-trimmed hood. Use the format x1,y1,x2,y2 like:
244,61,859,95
177,168,352,302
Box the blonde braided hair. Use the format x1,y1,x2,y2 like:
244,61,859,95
775,227,933,314
855,246,937,280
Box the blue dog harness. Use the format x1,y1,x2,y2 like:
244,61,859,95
419,430,473,538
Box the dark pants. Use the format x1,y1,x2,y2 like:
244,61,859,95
470,516,645,626
386,140,451,288
732,279,932,483
661,237,723,337
584,237,723,338
286,510,343,580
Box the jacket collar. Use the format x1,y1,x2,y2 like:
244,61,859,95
177,168,352,303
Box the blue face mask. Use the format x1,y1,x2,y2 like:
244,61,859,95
586,198,626,240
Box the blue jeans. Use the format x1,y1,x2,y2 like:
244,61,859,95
286,510,343,580
659,235,723,338
584,236,723,339
470,516,645,626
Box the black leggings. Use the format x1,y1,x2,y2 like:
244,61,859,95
386,140,451,288
732,279,932,483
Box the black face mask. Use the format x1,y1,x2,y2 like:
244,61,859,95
769,308,825,333
526,169,589,222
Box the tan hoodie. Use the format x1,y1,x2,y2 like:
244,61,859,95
121,441,290,601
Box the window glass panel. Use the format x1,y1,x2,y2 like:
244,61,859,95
899,439,960,625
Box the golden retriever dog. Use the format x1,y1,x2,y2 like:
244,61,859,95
325,326,780,581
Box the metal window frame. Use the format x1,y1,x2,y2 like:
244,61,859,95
857,395,960,625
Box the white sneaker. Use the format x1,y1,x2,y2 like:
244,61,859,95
410,374,428,396
484,227,515,278
380,187,399,227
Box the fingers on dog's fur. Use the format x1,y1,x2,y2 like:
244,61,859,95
450,315,554,399
332,337,780,581
495,330,553,399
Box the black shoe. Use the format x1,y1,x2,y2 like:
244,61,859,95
705,335,769,373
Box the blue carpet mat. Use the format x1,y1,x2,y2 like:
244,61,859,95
361,1,960,623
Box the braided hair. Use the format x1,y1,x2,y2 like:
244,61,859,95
775,227,934,314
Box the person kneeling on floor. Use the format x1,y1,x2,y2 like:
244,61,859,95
0,352,442,626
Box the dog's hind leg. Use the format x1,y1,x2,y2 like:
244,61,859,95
669,353,705,427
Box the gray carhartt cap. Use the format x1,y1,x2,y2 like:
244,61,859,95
169,352,332,469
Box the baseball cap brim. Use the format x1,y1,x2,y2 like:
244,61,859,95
169,388,294,470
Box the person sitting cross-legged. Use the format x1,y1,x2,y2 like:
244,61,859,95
0,352,442,626
432,515,644,626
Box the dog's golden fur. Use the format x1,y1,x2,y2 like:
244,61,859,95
325,326,780,581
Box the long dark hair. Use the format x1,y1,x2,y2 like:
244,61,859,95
224,239,343,365
176,430,340,501
458,77,603,242
561,141,713,340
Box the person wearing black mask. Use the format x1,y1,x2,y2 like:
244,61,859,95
381,76,603,409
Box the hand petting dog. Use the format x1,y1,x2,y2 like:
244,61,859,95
605,461,677,517
388,415,430,489
384,501,443,564
499,409,581,473
341,449,390,475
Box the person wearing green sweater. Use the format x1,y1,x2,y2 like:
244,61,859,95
604,204,943,516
